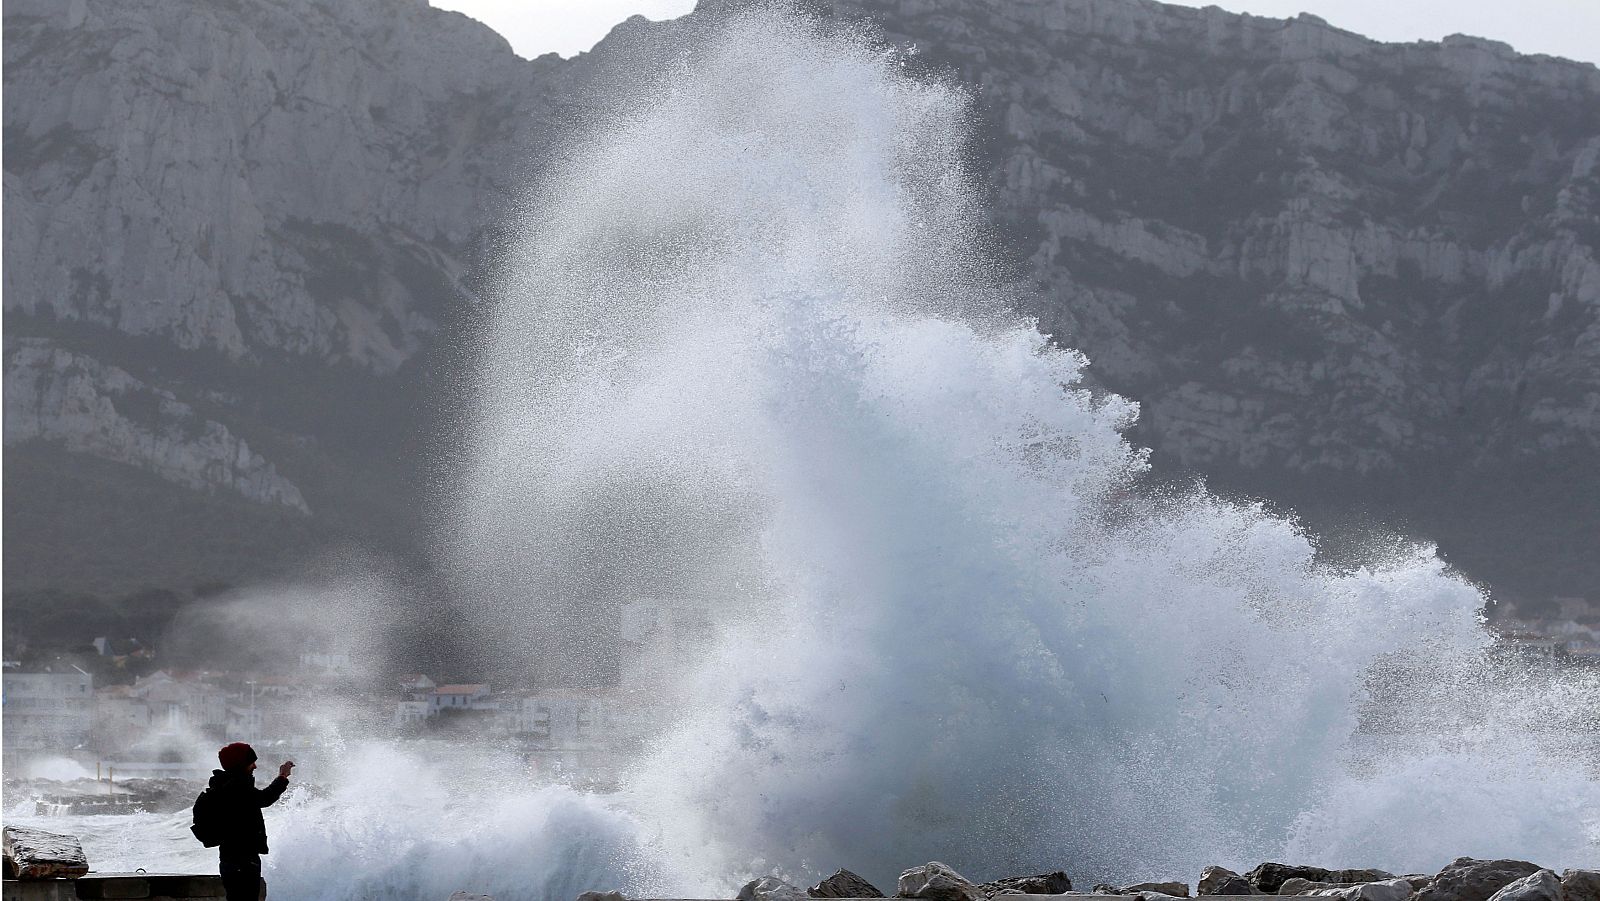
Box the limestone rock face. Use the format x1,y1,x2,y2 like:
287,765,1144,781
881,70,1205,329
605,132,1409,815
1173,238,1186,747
843,0,1600,474
3,0,551,581
2,825,89,880
1415,860,1545,901
2,0,543,369
5,0,1598,603
833,0,1600,602
1484,872,1563,901
4,338,308,511
812,870,886,899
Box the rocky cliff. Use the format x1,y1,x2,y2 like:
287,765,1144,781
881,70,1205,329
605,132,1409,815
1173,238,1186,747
4,0,1596,606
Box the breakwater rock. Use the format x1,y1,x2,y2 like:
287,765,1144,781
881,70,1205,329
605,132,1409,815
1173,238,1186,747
565,858,1600,901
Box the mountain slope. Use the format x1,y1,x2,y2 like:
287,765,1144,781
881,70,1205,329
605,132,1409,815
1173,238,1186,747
4,0,1596,609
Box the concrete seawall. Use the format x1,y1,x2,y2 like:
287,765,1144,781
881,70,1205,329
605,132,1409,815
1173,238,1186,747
1,874,254,901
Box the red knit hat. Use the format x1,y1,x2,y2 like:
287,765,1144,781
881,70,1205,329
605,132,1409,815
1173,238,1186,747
218,742,257,771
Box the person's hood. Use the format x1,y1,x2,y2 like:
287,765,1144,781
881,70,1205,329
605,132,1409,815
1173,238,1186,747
208,768,254,790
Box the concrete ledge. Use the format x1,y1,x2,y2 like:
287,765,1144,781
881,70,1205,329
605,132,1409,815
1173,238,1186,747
3,874,244,901
1,880,75,901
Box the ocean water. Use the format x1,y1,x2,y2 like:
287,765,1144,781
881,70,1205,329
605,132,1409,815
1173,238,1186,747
15,8,1598,900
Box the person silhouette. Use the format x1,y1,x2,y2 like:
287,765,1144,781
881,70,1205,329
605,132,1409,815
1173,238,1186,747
207,742,293,901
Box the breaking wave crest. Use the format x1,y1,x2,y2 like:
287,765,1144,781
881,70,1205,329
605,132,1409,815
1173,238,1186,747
448,6,1600,890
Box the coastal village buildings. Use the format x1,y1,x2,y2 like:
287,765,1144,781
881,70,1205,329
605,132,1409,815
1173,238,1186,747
429,683,491,712
131,671,229,735
1,663,94,754
7,595,1592,775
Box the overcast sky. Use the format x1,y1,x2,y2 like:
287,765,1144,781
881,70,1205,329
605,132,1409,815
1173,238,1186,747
432,0,1599,65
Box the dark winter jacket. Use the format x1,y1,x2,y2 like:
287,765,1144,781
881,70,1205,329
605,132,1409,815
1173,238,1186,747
205,769,289,856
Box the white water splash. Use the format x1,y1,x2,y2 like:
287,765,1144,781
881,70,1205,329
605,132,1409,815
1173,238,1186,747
37,7,1589,900
445,6,1600,890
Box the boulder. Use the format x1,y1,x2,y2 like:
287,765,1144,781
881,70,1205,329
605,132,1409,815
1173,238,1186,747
1200,868,1257,896
1415,860,1544,901
921,874,985,901
1283,883,1412,898
1562,870,1600,901
982,873,1075,897
899,864,982,901
1250,866,1332,894
742,878,809,901
450,894,496,901
1304,879,1415,901
1485,872,1563,901
1333,874,1397,887
812,870,887,899
2,826,89,880
1403,879,1434,892
1094,883,1191,898
576,893,625,901
1280,881,1341,895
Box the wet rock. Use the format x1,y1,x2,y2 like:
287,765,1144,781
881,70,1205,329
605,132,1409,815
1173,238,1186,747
1415,860,1544,901
1332,874,1397,887
1095,883,1190,898
742,878,808,901
2,825,89,880
1200,868,1257,896
921,875,984,901
812,870,886,899
1485,871,1563,901
899,863,983,901
982,873,1074,897
1562,870,1600,901
1280,881,1339,896
576,892,625,901
1250,865,1332,894
1304,879,1415,901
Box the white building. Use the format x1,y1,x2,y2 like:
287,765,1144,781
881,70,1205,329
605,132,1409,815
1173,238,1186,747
398,674,436,700
3,664,94,751
499,691,613,748
93,685,151,749
393,700,431,727
133,671,229,736
429,683,491,712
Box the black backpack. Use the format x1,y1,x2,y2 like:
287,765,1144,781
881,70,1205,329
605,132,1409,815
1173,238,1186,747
190,788,224,847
